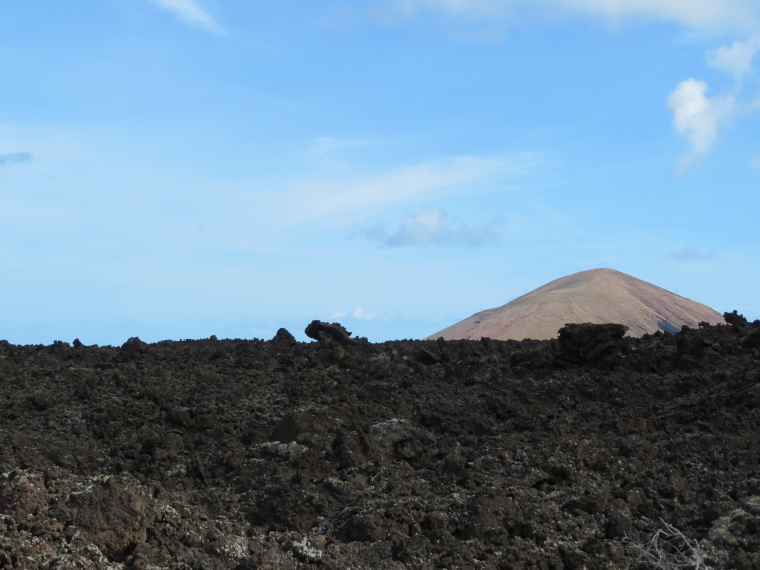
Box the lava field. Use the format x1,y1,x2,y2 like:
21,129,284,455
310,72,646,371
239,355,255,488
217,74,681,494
1,313,759,569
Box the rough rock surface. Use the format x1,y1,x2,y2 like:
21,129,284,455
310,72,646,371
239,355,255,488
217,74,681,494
0,312,759,568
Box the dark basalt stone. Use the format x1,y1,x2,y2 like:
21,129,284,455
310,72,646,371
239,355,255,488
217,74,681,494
0,315,758,567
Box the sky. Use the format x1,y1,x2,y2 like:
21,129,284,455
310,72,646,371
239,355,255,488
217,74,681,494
1,0,759,345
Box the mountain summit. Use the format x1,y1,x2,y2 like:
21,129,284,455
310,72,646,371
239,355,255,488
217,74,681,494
428,268,725,341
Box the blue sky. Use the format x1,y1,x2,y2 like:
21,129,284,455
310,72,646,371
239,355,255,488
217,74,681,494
2,0,759,345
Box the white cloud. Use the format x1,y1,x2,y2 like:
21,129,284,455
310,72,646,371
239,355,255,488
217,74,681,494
751,153,760,168
666,51,760,173
666,79,735,174
149,0,223,34
386,0,760,36
352,209,504,247
706,35,760,79
384,1,760,171
289,153,537,219
664,35,760,173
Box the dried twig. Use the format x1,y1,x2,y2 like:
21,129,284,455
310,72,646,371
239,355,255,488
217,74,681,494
623,519,710,569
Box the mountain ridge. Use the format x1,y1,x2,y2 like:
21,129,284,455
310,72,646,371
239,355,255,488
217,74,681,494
427,268,725,341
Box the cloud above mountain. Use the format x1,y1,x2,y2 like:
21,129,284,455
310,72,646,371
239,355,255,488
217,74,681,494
352,209,504,248
666,79,736,175
667,36,760,173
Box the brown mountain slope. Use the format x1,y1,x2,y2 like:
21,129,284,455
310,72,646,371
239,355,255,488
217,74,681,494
427,268,725,340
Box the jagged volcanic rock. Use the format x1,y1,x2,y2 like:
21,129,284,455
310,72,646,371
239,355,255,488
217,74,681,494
428,268,725,341
0,314,758,568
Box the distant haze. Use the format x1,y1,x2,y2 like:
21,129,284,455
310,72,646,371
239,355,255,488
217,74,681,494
428,268,726,341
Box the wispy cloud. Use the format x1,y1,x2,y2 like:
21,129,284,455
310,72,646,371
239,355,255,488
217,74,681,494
706,35,760,80
557,0,760,36
389,0,510,21
352,306,378,320
667,34,760,173
148,0,224,34
289,153,537,219
666,79,735,174
385,0,760,36
751,152,760,167
328,306,379,321
668,247,718,261
352,209,504,247
383,1,760,172
309,137,373,168
0,152,33,167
